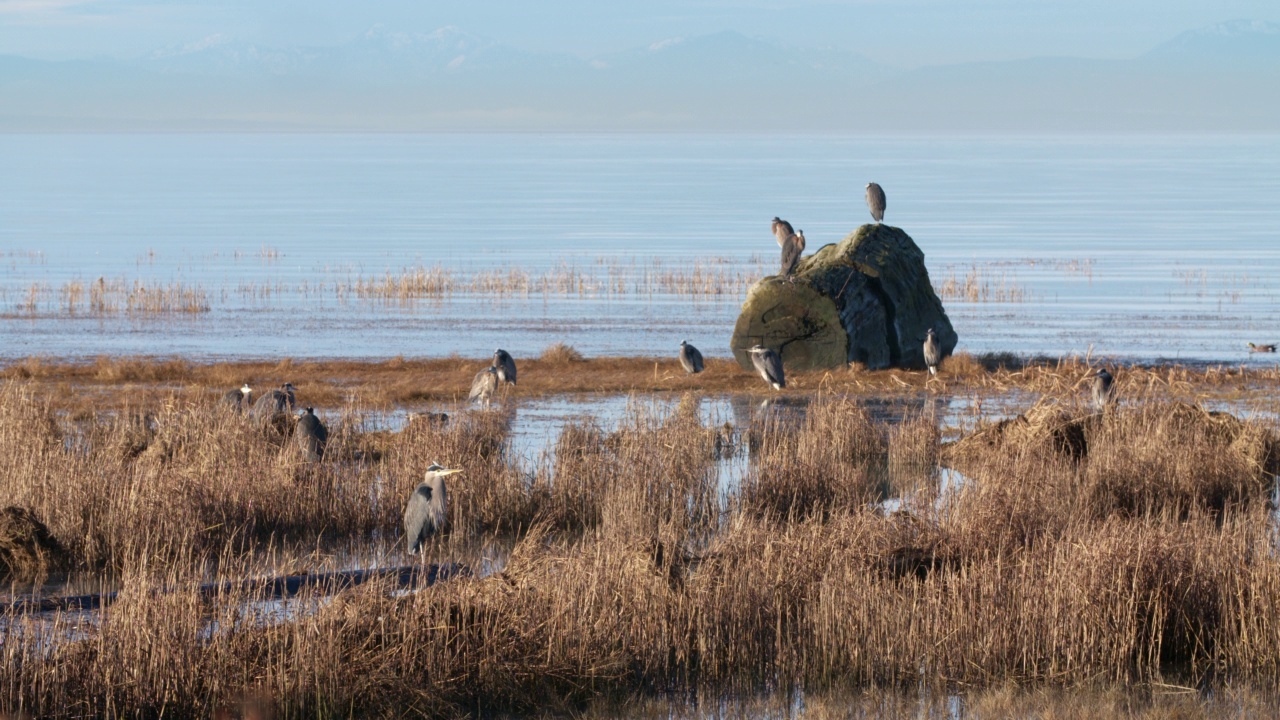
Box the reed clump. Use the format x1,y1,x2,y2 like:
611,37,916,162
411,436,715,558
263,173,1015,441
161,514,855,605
741,399,885,521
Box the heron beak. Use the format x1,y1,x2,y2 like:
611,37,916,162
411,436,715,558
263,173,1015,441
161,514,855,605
439,468,464,476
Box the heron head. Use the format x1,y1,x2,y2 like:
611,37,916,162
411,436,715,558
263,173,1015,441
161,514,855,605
282,382,295,392
425,463,463,480
241,383,252,395
926,328,936,338
749,345,766,354
680,339,687,347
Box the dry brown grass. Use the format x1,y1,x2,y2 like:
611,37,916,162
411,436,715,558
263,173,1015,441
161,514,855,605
2,369,1280,716
2,353,1277,420
538,342,585,364
15,277,211,316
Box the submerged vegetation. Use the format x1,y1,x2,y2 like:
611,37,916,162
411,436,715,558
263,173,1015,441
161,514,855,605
0,354,1279,716
4,255,1104,319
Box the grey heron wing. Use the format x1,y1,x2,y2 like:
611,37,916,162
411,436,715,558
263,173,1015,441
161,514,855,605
469,369,494,400
780,240,801,275
689,345,704,372
766,351,786,387
502,356,517,385
249,392,275,421
866,184,886,220
308,415,328,443
404,484,434,543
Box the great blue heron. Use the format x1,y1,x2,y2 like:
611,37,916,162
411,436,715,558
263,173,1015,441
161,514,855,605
923,328,941,377
469,366,499,407
865,182,886,223
780,229,806,281
493,349,517,385
1248,342,1276,353
748,345,785,390
679,340,704,374
404,463,462,554
250,382,297,429
222,383,252,412
771,217,795,248
295,407,327,462
1091,368,1114,410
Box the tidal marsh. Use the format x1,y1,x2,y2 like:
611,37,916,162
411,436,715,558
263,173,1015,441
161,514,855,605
2,354,1280,717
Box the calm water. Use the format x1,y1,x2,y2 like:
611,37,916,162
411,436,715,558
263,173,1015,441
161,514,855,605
2,133,1279,363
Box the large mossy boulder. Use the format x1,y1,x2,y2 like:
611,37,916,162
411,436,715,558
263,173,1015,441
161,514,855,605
731,224,957,372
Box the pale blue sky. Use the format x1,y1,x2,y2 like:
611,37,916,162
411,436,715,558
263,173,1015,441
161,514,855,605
1,0,1275,65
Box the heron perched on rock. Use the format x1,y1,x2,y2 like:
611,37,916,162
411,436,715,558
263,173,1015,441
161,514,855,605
404,463,462,554
748,345,785,390
679,340,704,374
469,366,499,407
250,382,297,429
1091,368,1114,410
1248,342,1276,353
493,349,517,385
780,229,806,281
865,182,886,223
923,328,941,377
295,407,327,462
222,383,252,413
771,217,795,248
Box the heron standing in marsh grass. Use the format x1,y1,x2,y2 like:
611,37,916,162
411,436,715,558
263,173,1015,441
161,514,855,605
748,345,785,390
679,340,704,374
295,407,327,462
404,463,462,554
250,382,297,429
865,182,886,223
222,383,252,412
469,366,499,408
1091,368,1115,411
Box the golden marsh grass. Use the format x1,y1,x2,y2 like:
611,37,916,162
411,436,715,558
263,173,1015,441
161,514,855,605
1,359,1279,716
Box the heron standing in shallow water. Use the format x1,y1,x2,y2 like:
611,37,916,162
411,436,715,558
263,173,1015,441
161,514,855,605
748,345,785,390
923,328,941,377
679,340,704,374
493,349,517,385
865,182,886,223
295,407,327,462
1091,368,1114,410
404,463,462,554
1248,342,1276,353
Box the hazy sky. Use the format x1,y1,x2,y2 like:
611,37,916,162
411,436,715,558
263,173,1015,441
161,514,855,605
1,0,1275,66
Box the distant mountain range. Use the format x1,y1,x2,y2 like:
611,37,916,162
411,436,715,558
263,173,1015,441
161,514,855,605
1,20,1277,132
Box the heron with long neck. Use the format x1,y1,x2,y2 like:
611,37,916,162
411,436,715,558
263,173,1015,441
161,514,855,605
404,463,463,554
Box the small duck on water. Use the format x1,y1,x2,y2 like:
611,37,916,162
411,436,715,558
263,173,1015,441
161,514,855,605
1248,342,1277,353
